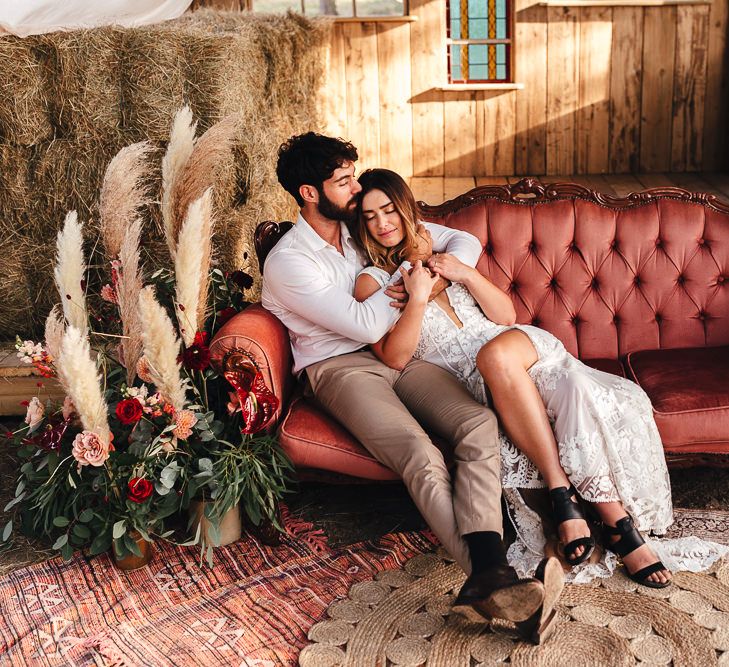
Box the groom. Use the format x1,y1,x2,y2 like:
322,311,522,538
261,132,560,634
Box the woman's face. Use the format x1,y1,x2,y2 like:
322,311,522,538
361,188,405,248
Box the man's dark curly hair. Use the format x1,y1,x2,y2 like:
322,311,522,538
276,132,358,206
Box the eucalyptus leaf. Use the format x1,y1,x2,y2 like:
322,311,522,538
2,520,12,542
78,508,94,523
112,520,126,539
89,533,112,556
155,483,171,496
52,533,68,549
73,524,91,540
60,542,73,561
52,516,70,528
3,492,25,512
197,458,213,472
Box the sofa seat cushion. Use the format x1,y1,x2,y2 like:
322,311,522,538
582,358,625,378
278,396,454,481
627,346,729,453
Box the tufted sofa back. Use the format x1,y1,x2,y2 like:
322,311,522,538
420,181,729,361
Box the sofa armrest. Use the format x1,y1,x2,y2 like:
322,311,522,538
209,303,294,425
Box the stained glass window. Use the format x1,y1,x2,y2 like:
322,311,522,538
447,0,512,83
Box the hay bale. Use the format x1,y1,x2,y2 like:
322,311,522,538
0,38,53,145
0,11,327,338
48,28,124,143
0,238,34,338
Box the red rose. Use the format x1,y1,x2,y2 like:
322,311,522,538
127,477,153,503
178,331,211,371
116,398,144,425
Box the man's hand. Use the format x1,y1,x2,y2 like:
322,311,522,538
404,224,433,263
427,252,474,284
428,276,450,301
385,279,408,309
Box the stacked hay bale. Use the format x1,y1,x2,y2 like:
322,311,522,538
0,10,329,339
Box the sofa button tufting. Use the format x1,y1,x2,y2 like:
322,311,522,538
655,313,662,322
699,238,706,246
485,244,492,254
591,278,599,289
655,239,662,247
571,316,579,325
698,312,707,321
718,276,726,285
613,315,619,324
677,275,685,285
509,282,517,291
634,276,641,285
549,278,557,288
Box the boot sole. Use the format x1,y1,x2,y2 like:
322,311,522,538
452,579,545,623
516,557,565,644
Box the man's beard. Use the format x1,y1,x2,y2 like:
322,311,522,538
317,189,358,223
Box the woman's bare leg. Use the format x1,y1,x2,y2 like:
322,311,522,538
475,330,589,556
476,330,670,583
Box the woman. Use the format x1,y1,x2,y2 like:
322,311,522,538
353,168,726,585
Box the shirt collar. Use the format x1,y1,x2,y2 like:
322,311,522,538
295,212,359,253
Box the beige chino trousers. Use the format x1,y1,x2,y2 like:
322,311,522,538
306,350,502,573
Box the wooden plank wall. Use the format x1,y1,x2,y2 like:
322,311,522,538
322,0,728,176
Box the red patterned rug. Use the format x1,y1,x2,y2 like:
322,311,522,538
1,508,728,666
0,509,437,666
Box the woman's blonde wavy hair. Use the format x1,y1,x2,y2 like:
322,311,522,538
355,169,421,273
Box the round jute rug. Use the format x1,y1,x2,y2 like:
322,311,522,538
299,547,729,667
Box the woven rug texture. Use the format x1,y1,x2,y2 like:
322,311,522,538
0,510,436,666
1,508,728,666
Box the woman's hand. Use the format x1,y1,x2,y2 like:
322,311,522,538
405,224,433,263
427,252,474,283
400,260,439,305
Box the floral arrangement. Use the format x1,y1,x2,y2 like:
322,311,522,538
2,108,292,565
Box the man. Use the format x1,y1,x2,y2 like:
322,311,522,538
261,132,561,637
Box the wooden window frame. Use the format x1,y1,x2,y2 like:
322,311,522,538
446,0,515,84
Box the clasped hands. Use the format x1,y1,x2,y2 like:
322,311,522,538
385,224,468,309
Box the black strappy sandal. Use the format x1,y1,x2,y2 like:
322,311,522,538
603,515,671,589
549,485,595,566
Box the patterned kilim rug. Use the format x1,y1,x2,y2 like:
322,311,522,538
0,509,728,667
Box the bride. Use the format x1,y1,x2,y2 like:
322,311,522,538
352,168,726,585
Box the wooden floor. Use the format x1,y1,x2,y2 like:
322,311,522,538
408,172,729,206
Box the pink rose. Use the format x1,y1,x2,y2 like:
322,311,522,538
72,431,110,468
24,397,45,433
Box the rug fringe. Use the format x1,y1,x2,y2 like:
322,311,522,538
280,504,330,554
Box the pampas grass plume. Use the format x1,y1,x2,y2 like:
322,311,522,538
170,113,240,246
44,305,65,362
99,141,153,260
54,211,88,333
57,326,111,445
161,106,197,258
117,217,145,385
138,286,187,412
175,188,213,346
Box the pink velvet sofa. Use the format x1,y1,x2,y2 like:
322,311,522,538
210,180,729,478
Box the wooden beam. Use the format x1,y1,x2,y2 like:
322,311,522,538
377,22,413,175
640,7,676,171
671,5,709,171
546,6,579,175
576,6,612,174
702,0,729,171
515,3,548,175
609,7,643,172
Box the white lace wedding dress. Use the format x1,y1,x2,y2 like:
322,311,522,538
361,268,728,581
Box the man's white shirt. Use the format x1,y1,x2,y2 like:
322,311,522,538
261,212,482,374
